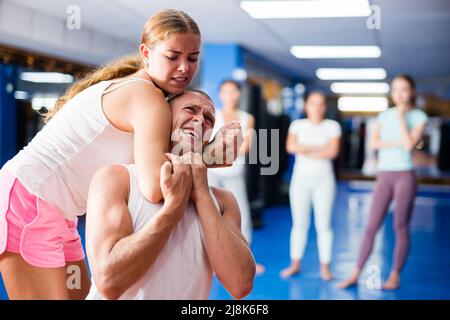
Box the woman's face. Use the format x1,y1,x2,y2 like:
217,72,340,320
391,77,415,106
219,82,241,108
143,32,200,94
305,93,327,122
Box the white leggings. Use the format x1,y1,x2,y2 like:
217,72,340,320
289,173,336,264
208,173,253,244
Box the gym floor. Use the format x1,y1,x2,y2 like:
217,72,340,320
1,181,449,300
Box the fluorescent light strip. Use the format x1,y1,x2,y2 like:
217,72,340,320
14,91,29,100
338,97,388,112
21,72,74,83
240,0,371,19
290,46,381,59
316,68,386,80
331,82,390,94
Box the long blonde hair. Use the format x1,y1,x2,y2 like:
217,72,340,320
45,9,200,122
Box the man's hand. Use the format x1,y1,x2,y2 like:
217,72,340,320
203,121,244,168
171,151,209,203
161,154,192,215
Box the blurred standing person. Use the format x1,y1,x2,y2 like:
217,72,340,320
338,74,428,290
208,80,265,274
280,92,341,280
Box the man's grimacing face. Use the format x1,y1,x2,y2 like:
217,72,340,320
169,91,216,154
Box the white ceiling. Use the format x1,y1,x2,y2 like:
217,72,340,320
2,0,450,96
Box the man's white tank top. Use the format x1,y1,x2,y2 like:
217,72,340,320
86,164,214,300
3,78,152,220
209,110,249,178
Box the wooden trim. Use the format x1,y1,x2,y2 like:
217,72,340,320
0,44,93,78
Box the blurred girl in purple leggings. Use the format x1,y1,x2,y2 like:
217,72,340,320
338,74,428,290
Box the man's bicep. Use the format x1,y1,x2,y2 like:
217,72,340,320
86,166,133,266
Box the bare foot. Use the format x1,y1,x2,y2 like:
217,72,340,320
280,261,301,279
336,269,361,289
255,263,266,275
320,264,333,281
382,272,400,290
336,276,358,289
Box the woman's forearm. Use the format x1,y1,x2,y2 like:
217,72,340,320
287,142,323,155
193,193,255,299
298,140,339,159
397,113,415,151
370,138,403,150
306,148,337,159
138,160,164,203
99,204,182,299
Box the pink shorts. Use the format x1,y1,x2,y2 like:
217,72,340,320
0,169,85,268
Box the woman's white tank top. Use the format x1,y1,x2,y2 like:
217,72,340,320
3,78,152,219
86,164,214,300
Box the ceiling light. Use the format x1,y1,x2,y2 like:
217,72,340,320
14,91,29,100
21,72,74,83
316,68,386,80
240,0,371,19
331,82,390,94
338,97,388,112
290,46,381,59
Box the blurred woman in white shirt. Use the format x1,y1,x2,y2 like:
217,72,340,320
280,92,341,281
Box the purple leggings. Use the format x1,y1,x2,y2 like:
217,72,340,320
357,170,417,272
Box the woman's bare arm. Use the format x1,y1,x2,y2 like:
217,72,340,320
369,120,399,150
286,132,334,155
126,83,172,203
369,119,425,151
304,137,340,159
397,110,427,151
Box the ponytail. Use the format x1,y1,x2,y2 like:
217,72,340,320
44,54,142,122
